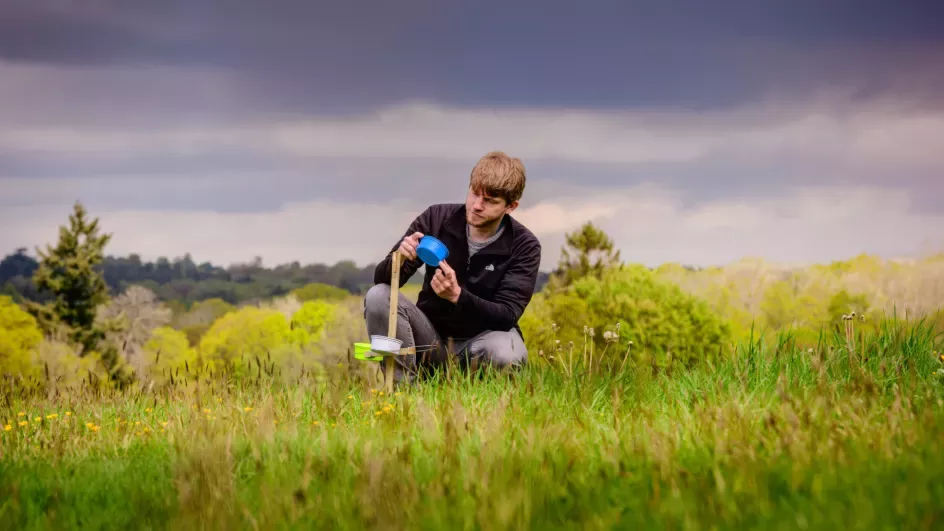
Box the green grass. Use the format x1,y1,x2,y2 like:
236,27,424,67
2,320,943,530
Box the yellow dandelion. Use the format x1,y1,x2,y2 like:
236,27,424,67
374,411,382,416
33,417,41,422
244,407,253,412
86,422,94,428
46,413,58,419
4,425,11,431
370,389,377,394
65,412,71,416
145,408,152,413
203,408,211,414
17,412,25,417
144,427,151,433
347,395,353,399
161,421,168,427
135,421,141,426
18,421,27,427
312,421,320,426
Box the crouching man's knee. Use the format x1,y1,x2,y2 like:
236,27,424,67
468,329,528,370
363,283,392,318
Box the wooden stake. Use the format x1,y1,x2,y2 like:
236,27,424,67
385,251,401,392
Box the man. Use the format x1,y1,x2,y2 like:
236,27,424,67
364,151,542,384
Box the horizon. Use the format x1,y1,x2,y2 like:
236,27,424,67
2,1,944,271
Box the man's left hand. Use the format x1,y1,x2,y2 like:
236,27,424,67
431,260,461,304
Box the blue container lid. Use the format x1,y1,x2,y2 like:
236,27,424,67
416,235,448,266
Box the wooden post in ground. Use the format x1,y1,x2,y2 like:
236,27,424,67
385,251,401,393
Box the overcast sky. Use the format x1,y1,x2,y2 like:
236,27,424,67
2,0,943,271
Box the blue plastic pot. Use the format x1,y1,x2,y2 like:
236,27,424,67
416,235,449,266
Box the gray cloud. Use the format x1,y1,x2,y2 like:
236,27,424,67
2,0,942,113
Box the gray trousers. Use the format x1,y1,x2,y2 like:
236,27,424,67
363,283,527,384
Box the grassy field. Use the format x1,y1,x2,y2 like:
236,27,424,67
2,318,943,530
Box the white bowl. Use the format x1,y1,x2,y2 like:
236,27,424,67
370,335,403,354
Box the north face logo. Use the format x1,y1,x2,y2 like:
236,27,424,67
485,264,495,271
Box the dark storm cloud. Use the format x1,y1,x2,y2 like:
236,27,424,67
2,0,942,112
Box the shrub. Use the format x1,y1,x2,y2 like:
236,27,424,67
0,295,43,377
522,265,732,368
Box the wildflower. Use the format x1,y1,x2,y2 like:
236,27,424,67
18,421,27,427
17,412,24,417
312,421,320,426
46,413,58,420
161,421,168,427
394,392,401,397
347,395,353,399
244,407,253,412
65,412,71,416
375,411,382,416
33,417,41,422
203,408,211,414
4,425,11,431
145,408,152,413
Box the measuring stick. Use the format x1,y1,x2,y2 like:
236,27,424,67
385,251,401,392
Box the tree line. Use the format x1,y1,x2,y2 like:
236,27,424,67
1,226,550,309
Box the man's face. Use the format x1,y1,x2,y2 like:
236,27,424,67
465,186,518,228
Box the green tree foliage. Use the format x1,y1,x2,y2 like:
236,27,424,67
549,222,621,289
0,295,42,376
172,298,235,346
759,277,829,341
290,282,350,302
198,307,294,374
140,326,198,382
290,300,338,343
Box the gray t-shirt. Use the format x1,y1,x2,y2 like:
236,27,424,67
467,223,504,257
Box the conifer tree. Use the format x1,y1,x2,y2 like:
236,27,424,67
26,201,114,357
548,222,622,289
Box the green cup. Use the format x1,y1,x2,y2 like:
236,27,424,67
354,342,383,361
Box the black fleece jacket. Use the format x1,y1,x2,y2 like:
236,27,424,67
373,203,542,342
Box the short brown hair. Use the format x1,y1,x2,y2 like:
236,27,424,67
469,151,526,204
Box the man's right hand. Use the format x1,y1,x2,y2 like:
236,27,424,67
398,232,424,261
